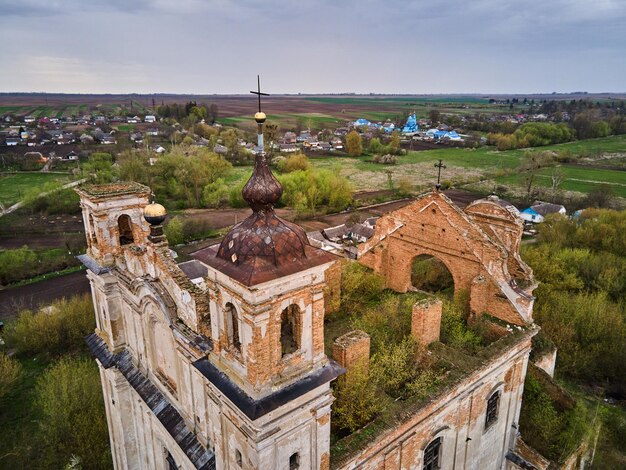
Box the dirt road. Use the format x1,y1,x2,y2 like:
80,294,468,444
0,270,90,320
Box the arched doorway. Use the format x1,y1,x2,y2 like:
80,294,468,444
411,254,454,296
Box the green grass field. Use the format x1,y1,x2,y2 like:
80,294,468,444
496,165,626,198
217,135,625,195
0,173,71,207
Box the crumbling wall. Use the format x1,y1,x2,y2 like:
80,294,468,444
358,192,535,325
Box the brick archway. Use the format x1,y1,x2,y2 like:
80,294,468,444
386,239,480,296
410,253,455,294
358,192,536,325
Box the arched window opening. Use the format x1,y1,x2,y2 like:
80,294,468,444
225,303,241,353
485,391,500,428
165,450,178,470
289,452,300,470
281,304,300,357
89,214,98,244
118,214,134,245
411,254,454,295
235,449,242,467
423,437,442,470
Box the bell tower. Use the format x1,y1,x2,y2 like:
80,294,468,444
191,77,343,470
76,182,152,267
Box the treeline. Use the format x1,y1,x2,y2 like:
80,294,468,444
157,101,219,124
487,122,575,150
86,150,354,216
522,209,626,385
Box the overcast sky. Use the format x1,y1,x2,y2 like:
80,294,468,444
1,0,625,94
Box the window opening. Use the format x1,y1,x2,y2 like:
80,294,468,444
235,449,242,467
118,214,134,245
423,437,442,470
289,452,300,470
485,391,500,428
165,450,177,470
281,304,300,356
226,303,241,353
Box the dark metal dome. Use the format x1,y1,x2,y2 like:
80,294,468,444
215,153,309,269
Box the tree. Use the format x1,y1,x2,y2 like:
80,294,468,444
164,216,184,245
389,131,401,154
345,130,363,156
83,153,117,183
263,121,280,152
118,151,150,184
584,184,616,209
428,109,440,124
368,137,383,154
4,294,95,356
519,151,551,201
35,357,112,469
550,166,566,197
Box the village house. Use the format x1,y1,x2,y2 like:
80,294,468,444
520,201,567,224
283,131,297,144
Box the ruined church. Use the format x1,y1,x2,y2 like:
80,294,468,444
79,99,548,469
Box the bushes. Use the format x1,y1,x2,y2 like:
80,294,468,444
0,352,22,401
202,178,230,208
339,262,385,308
532,290,626,382
440,292,482,353
487,122,575,150
276,153,311,173
519,368,590,463
0,246,80,286
370,337,418,396
35,357,112,469
29,188,81,215
332,361,381,433
411,255,454,293
164,216,184,245
5,294,95,356
164,216,222,244
0,246,37,286
277,169,353,214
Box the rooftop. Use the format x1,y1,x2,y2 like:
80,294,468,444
76,181,151,199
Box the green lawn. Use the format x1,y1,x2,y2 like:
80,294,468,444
0,173,71,207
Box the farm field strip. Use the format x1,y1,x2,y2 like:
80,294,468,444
0,173,72,207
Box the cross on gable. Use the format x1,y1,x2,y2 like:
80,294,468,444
434,159,447,190
250,75,270,113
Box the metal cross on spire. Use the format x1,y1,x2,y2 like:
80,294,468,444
250,75,269,113
434,159,447,190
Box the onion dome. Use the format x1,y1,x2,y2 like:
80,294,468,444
144,202,167,226
216,151,308,268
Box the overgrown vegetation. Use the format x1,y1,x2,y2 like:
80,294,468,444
35,357,111,469
522,210,626,384
4,294,95,356
0,246,81,287
0,294,111,469
329,264,491,438
520,208,626,465
519,366,591,463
